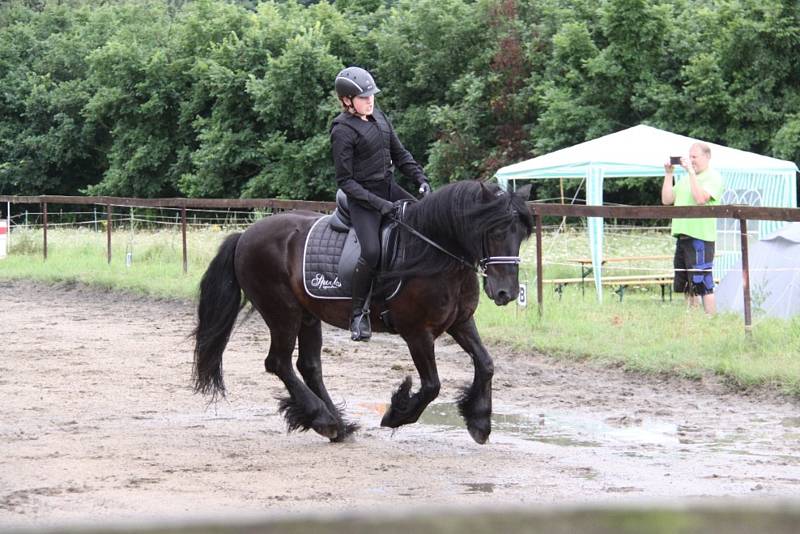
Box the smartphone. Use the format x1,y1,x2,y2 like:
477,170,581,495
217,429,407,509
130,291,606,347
669,156,682,165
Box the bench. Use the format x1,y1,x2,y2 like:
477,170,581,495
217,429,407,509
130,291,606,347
542,273,675,301
569,255,672,291
543,255,673,298
543,273,721,302
600,274,674,301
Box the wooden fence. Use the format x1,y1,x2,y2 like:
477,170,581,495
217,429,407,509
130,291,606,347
0,195,336,273
3,194,800,334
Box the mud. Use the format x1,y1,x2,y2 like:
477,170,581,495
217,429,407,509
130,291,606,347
1,280,799,529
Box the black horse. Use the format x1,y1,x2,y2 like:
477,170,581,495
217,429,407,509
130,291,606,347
192,180,532,443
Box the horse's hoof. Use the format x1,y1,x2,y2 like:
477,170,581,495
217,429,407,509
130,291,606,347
312,414,340,439
330,421,359,443
380,409,399,428
330,432,356,444
467,423,491,444
314,424,338,440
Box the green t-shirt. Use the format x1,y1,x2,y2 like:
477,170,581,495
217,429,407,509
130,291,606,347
671,167,724,242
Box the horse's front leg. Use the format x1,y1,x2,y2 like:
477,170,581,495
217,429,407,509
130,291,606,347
447,317,493,444
380,331,440,429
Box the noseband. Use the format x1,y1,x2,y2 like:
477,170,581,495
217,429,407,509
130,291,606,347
478,256,522,271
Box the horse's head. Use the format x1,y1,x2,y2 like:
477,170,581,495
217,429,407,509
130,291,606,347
479,183,533,306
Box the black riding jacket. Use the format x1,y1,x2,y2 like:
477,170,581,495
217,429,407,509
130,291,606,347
330,107,427,212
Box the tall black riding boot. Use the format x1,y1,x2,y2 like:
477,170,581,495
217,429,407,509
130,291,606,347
350,258,374,341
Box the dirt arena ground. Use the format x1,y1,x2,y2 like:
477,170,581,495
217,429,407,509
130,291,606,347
2,279,799,529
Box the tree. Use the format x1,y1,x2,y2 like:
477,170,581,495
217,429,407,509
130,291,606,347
243,25,343,199
0,1,114,195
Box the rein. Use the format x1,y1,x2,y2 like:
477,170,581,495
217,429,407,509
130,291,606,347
391,215,521,277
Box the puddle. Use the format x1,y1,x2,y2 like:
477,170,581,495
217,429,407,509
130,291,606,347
353,401,797,462
416,402,678,449
460,482,495,494
781,417,800,428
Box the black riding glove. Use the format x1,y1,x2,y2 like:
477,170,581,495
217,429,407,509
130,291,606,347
379,200,404,219
379,200,394,216
418,181,432,197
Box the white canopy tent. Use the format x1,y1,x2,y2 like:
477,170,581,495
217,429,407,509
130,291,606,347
495,124,799,300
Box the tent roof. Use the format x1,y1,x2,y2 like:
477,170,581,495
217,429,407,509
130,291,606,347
496,124,799,180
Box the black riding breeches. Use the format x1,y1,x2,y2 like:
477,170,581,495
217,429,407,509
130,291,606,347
349,181,414,270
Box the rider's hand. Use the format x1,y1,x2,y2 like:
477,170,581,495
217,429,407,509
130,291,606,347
380,200,404,219
379,200,394,216
418,181,432,197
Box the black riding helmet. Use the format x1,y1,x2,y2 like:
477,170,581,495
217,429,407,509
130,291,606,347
335,66,380,98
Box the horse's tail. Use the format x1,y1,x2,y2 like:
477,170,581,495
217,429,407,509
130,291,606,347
192,232,244,399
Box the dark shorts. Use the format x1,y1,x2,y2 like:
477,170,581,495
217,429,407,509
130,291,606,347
673,236,715,295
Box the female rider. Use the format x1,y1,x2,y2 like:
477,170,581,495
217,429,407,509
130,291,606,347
330,66,431,342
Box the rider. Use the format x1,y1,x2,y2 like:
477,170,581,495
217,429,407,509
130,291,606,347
330,66,431,342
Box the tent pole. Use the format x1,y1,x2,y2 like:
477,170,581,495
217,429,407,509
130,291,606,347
739,218,752,336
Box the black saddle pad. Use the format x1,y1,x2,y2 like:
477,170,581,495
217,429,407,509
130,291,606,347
303,215,402,300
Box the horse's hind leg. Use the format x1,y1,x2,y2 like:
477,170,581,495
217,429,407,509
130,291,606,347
447,317,493,444
264,317,340,440
296,312,359,442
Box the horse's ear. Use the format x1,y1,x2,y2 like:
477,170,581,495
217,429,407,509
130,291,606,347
515,184,532,201
480,182,497,202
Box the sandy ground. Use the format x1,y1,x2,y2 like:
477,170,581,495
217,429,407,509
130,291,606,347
2,279,800,529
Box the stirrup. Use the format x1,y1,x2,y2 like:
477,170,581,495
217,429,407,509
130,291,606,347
350,311,372,342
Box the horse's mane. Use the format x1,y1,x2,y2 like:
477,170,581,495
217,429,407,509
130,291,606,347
380,180,533,284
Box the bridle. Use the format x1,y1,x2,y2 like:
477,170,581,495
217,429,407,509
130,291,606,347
477,215,522,273
391,210,522,278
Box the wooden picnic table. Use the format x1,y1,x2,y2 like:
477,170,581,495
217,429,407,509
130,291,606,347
566,255,673,295
543,273,675,302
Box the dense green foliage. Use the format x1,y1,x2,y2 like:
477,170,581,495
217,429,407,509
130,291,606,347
1,0,798,203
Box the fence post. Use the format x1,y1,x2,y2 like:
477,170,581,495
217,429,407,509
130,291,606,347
42,202,48,261
181,206,188,274
106,204,112,264
535,211,543,318
739,218,752,336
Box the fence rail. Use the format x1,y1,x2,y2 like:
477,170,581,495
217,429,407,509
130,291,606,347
3,194,800,335
0,194,336,212
0,194,337,273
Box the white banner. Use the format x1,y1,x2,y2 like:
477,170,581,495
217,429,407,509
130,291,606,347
517,283,527,308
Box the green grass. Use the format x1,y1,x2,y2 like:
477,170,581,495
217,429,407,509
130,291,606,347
2,225,798,396
0,226,216,299
476,289,800,394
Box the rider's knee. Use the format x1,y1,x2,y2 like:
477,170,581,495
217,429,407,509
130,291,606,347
360,247,380,270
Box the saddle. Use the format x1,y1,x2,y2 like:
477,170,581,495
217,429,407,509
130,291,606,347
303,190,404,300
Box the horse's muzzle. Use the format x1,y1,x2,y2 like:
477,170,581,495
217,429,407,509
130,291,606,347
491,288,517,306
